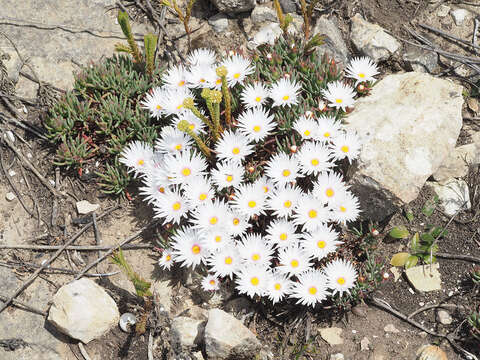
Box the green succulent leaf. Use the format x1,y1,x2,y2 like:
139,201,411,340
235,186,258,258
389,226,410,239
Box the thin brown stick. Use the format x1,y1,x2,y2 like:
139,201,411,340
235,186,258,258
436,252,480,263
0,261,120,277
0,111,47,140
0,243,153,251
0,294,47,316
408,303,465,319
419,23,480,51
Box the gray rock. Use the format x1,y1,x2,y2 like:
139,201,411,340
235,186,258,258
350,14,401,62
5,192,16,202
251,6,277,24
47,278,119,343
383,324,400,333
403,46,438,73
208,13,229,33
204,308,261,360
450,8,470,26
319,327,344,345
171,316,205,350
429,179,471,216
346,72,464,221
437,309,453,325
210,0,256,14
437,5,451,17
405,263,442,292
279,0,296,13
76,200,100,215
433,141,480,182
312,16,349,65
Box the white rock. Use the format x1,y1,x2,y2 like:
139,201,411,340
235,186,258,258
330,354,344,360
171,316,205,350
360,336,370,351
429,179,471,216
433,141,480,182
350,14,401,62
384,324,400,334
3,131,15,143
204,308,261,359
208,13,229,33
390,267,402,282
437,5,451,17
320,327,344,345
346,72,464,221
252,22,283,47
210,0,255,14
450,8,469,26
8,170,16,177
76,200,100,215
437,310,453,325
251,6,277,24
5,192,16,202
47,278,119,343
406,263,442,292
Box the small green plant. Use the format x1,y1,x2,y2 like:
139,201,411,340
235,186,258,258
468,311,480,340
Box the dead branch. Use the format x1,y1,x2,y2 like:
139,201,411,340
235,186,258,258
0,260,120,277
0,243,153,251
0,294,47,316
435,252,480,264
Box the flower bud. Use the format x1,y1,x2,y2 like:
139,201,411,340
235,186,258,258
209,90,222,104
177,119,191,132
216,66,228,77
247,166,255,174
183,97,194,108
290,145,297,153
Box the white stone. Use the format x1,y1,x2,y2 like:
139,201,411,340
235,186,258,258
8,170,16,177
208,13,229,33
384,324,400,333
47,278,119,343
433,141,480,182
330,354,344,360
437,310,453,325
3,131,15,143
76,200,100,215
429,179,471,216
406,263,442,292
252,22,283,47
204,308,261,359
450,8,469,26
171,316,205,350
5,192,16,202
350,14,401,62
251,6,277,24
437,5,451,17
319,327,344,345
345,72,464,221
360,336,370,351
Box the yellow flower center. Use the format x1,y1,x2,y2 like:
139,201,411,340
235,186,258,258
311,158,319,166
283,95,290,101
248,200,256,208
232,147,240,155
209,216,218,225
215,236,222,242
250,277,260,286
253,125,261,132
282,169,291,177
181,167,191,176
337,277,346,285
274,283,281,290
172,202,181,211
226,175,233,182
358,73,365,78
156,104,162,110
326,188,334,197
341,145,349,153
308,209,317,218
233,218,240,225
279,233,287,241
178,80,185,86
255,96,261,102
233,73,240,79
284,200,292,208
189,123,195,131
308,286,317,295
335,98,343,104
175,144,182,150
340,206,347,212
216,78,222,85
158,187,165,193
192,245,200,254
209,279,216,285
199,193,207,201
317,240,326,249
290,259,299,268
200,78,205,83
304,130,311,136
263,186,269,193
252,253,260,261
324,132,330,138
166,255,171,261
225,257,233,265
176,104,183,110
137,159,145,166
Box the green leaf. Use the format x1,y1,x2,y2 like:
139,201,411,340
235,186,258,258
420,232,435,244
390,252,410,267
389,226,410,239
410,232,420,250
406,211,414,222
430,227,447,239
405,255,419,269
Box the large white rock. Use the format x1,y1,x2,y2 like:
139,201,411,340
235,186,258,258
204,308,261,359
171,316,205,351
429,179,471,216
346,72,464,221
47,278,119,343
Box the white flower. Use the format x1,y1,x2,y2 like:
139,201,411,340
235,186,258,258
235,265,269,298
172,110,206,135
265,219,300,248
329,190,361,224
293,116,318,140
171,227,207,269
269,78,301,107
162,64,188,90
201,274,221,291
276,245,313,277
200,228,232,252
266,271,293,304
230,184,267,217
186,48,216,66
300,224,342,260
296,141,334,176
159,88,194,116
138,173,169,205
321,81,355,111
155,126,193,154
221,54,255,87
330,130,361,163
316,115,342,142
183,176,215,207
293,194,330,231
211,161,244,190
153,187,189,224
266,184,302,218
140,87,166,118
186,64,217,88
238,233,274,267
207,244,240,279
119,141,154,177
264,152,300,186
226,211,251,236
252,176,276,196
345,56,379,85
190,198,230,233
240,82,269,108
237,107,276,142
215,130,254,163
290,270,329,306
323,259,357,296
312,171,348,204
158,248,174,270
163,150,207,185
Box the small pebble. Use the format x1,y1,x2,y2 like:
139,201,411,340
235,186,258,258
419,302,425,306
384,324,400,333
5,192,16,201
4,131,15,143
448,291,454,296
408,287,415,294
49,179,56,186
437,4,450,17
330,354,344,360
437,309,453,325
26,153,33,159
352,330,357,334
360,336,370,351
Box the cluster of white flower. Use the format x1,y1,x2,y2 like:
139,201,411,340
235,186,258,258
120,50,379,307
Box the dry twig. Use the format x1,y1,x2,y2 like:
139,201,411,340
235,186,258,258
0,294,47,316
0,260,120,277
0,243,153,251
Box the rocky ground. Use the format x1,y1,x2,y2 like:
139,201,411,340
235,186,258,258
0,0,480,359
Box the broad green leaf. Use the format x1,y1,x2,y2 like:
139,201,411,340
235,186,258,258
390,252,411,267
405,255,419,269
431,227,447,238
420,233,435,244
422,254,437,264
410,232,420,250
389,226,410,239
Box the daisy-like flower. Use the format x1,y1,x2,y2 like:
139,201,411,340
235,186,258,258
240,82,269,108
276,244,313,277
253,176,276,196
290,270,329,306
119,141,154,177
266,184,302,218
183,176,215,207
186,48,216,66
201,274,221,291
330,130,361,163
269,78,301,107
238,233,274,267
296,141,334,176
316,115,342,142
153,187,189,224
266,271,293,304
265,219,300,248
190,199,230,233
172,110,206,135
345,56,379,85
300,224,342,260
159,88,194,116
186,64,218,88
171,227,207,269
323,259,357,296
208,244,240,279
200,228,232,252
293,194,330,231
230,184,267,218
138,173,169,205
235,265,270,298
210,161,244,190
264,152,300,186
158,248,174,270
140,87,166,118
329,190,361,224
321,81,356,111
293,116,318,140
163,150,207,185
221,54,255,87
236,107,276,142
226,211,251,236
312,171,349,204
155,126,193,154
162,64,188,90
215,130,254,163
